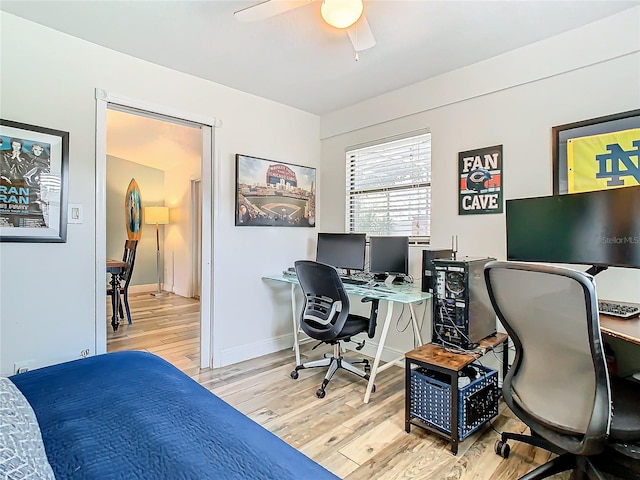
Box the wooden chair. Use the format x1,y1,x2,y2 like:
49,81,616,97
107,240,138,325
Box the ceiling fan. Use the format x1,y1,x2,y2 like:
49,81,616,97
234,0,376,53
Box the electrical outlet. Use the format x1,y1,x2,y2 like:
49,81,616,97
14,361,32,374
80,349,90,358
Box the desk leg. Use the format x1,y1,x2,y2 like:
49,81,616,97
364,300,395,404
110,273,120,332
290,283,301,366
409,303,423,346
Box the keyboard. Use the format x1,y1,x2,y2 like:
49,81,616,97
598,300,640,319
341,277,368,286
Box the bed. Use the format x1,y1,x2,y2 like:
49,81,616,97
2,351,338,479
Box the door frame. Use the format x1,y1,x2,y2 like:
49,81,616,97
94,88,220,369
191,178,202,299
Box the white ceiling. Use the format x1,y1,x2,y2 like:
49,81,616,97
107,109,203,172
1,0,638,115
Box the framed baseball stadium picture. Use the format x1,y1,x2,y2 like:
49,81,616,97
0,119,69,242
552,109,640,195
235,154,316,227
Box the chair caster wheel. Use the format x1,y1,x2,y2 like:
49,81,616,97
290,370,299,379
316,388,326,398
494,439,510,458
371,384,376,393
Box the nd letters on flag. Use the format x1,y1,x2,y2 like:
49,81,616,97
567,128,640,193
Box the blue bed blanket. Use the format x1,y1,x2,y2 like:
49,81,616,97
10,351,338,480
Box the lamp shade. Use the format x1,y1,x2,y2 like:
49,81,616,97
145,206,169,225
321,0,363,29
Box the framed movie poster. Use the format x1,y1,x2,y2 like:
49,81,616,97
0,119,69,242
235,154,316,227
552,109,640,194
458,145,503,215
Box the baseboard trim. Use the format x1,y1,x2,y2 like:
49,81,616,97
344,340,407,364
217,334,406,368
128,283,183,295
218,334,294,367
128,284,156,294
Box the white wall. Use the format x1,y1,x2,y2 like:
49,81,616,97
164,156,201,297
0,12,320,375
319,8,640,358
106,155,164,287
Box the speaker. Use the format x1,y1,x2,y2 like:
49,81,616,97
421,249,454,293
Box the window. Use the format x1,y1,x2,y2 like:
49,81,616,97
346,132,431,238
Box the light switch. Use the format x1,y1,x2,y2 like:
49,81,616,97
68,203,83,224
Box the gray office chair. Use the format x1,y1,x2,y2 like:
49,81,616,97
290,260,379,398
484,261,640,480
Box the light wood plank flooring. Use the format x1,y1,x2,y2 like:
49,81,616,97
107,292,201,374
107,292,571,480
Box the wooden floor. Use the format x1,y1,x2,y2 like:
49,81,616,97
107,292,571,480
107,291,201,373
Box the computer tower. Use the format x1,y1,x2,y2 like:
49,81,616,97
432,257,496,349
421,249,454,293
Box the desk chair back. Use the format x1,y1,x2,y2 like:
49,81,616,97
484,261,610,456
294,260,351,342
292,260,379,398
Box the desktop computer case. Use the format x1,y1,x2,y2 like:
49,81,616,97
432,257,496,349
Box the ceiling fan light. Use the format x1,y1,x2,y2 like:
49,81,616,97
321,0,363,29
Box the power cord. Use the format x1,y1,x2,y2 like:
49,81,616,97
487,418,503,436
395,304,410,332
434,298,476,349
411,300,429,349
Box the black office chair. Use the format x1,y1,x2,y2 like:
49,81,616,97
107,239,138,325
484,261,640,480
290,260,380,398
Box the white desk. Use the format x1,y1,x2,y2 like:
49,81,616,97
263,274,431,403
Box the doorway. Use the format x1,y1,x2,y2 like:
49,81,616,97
95,89,217,370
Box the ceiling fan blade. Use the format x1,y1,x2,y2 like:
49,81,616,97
346,14,376,51
234,0,314,22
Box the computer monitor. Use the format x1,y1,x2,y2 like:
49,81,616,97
369,236,409,278
316,233,366,272
506,186,640,273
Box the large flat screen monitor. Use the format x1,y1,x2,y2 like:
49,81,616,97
369,236,409,276
506,186,640,270
316,233,366,272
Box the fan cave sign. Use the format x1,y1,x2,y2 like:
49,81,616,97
458,145,503,215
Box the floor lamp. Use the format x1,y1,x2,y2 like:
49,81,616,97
145,206,169,297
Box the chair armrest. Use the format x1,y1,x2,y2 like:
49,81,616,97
361,297,379,339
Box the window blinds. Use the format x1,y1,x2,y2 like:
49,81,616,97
346,133,431,238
